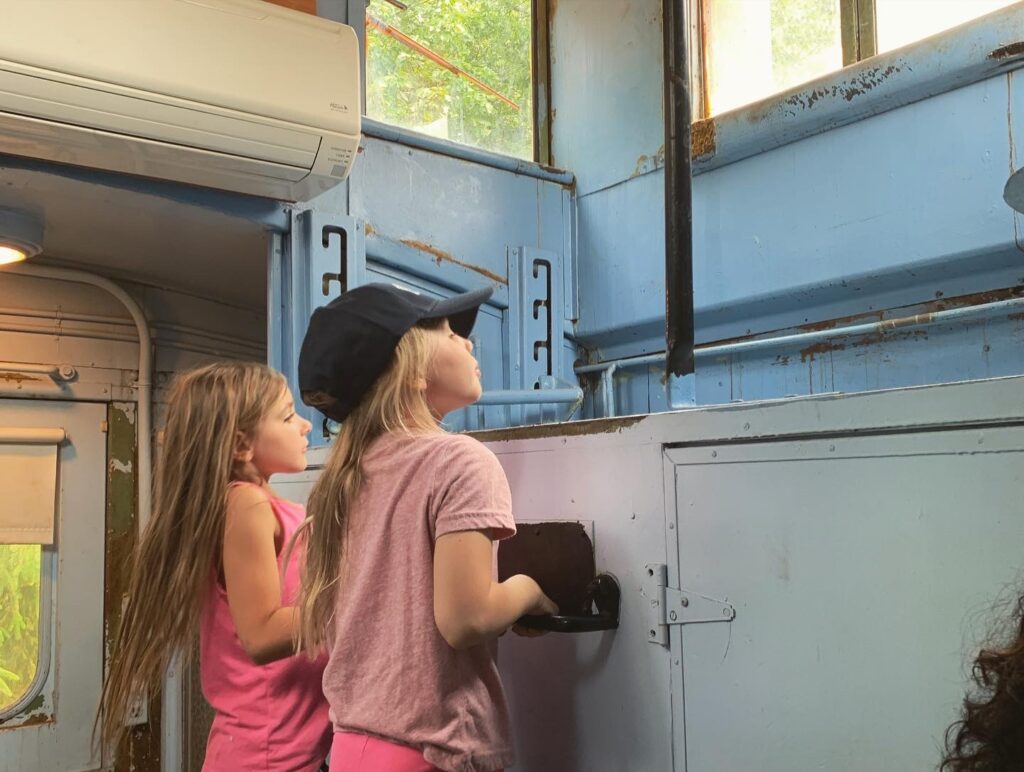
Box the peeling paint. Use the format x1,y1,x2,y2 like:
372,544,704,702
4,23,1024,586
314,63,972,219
692,119,717,159
0,693,47,729
16,711,52,727
782,64,906,112
630,144,666,178
400,239,508,285
471,414,645,442
364,222,376,237
990,42,1024,60
109,458,133,474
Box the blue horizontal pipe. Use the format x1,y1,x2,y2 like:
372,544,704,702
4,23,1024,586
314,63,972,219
476,388,583,405
362,118,575,186
575,295,1024,375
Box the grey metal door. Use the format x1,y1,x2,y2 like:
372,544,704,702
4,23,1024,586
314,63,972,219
666,423,1024,770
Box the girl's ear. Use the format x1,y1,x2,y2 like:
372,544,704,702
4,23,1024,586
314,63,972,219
232,431,254,464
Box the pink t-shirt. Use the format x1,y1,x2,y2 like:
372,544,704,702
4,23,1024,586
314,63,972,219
200,484,331,772
322,432,517,772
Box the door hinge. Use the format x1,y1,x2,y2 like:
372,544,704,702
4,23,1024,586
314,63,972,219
642,563,735,646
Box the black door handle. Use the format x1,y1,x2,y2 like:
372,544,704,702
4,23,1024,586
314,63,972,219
515,573,620,633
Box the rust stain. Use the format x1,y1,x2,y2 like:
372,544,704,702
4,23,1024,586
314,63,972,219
629,144,665,179
692,119,716,159
364,222,375,237
990,42,1024,60
0,371,41,384
0,711,53,729
798,309,885,333
470,414,645,443
724,286,1024,364
401,239,508,285
630,153,651,178
800,341,845,362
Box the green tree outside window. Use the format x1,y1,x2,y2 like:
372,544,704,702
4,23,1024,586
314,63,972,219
366,0,534,160
0,545,42,711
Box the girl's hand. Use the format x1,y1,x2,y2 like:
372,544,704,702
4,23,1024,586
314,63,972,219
526,588,558,617
510,587,557,637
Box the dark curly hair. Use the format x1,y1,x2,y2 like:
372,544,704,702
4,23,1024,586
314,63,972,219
941,594,1024,771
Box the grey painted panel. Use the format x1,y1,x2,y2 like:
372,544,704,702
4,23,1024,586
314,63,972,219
666,428,1024,770
494,442,674,772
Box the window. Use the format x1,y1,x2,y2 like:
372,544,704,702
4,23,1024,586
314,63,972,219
874,0,1017,54
0,545,42,714
700,0,1018,117
364,0,534,160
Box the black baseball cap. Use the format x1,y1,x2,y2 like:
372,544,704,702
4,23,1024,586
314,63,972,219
298,282,493,422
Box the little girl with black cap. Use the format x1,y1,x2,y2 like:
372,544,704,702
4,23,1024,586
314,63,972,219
294,282,557,772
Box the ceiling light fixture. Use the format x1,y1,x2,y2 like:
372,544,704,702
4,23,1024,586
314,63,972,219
0,209,44,266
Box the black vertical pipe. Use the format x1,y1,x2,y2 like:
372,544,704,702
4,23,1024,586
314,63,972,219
663,0,695,377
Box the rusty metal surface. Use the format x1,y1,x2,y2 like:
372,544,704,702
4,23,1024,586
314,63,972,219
105,403,161,772
469,414,646,442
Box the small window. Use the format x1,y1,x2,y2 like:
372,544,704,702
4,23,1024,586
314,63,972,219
364,0,534,160
702,0,843,116
874,0,1017,54
0,545,43,714
700,0,1017,117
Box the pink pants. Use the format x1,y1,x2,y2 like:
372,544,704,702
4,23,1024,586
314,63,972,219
329,732,441,772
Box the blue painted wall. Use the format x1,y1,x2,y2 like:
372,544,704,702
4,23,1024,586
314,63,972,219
551,0,1024,417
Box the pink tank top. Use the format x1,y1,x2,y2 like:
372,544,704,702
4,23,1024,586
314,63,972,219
199,483,330,772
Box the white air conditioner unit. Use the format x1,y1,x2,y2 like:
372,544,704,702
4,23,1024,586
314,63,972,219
0,0,361,202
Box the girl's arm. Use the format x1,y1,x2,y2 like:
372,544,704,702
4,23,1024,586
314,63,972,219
433,529,557,650
222,485,297,664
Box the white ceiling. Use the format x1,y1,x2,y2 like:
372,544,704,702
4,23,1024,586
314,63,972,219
0,163,271,311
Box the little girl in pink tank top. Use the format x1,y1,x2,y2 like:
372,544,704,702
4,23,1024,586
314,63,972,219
98,362,331,771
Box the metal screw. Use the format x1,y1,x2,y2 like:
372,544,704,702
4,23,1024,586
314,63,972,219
711,450,717,458
723,608,731,617
829,444,836,452
649,629,657,638
668,522,674,530
680,596,689,607
669,610,678,621
743,422,750,430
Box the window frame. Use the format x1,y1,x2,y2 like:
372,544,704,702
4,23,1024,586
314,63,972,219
0,546,54,723
357,0,547,166
688,1,1024,176
692,0,1017,120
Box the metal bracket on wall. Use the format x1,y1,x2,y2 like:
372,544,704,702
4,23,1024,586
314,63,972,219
268,209,366,442
506,246,565,425
643,563,735,646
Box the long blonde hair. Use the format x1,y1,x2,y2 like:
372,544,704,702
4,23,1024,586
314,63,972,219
296,320,442,652
98,361,288,755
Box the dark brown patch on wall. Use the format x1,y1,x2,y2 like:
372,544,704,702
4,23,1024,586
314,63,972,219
990,42,1024,60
